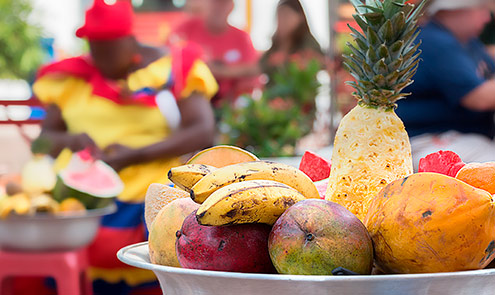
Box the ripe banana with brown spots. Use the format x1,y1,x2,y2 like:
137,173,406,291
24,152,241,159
168,164,217,192
196,180,306,226
190,161,320,204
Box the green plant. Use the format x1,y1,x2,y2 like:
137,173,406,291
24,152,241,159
0,0,44,80
219,59,321,157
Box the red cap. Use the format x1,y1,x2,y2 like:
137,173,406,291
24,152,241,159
76,0,134,40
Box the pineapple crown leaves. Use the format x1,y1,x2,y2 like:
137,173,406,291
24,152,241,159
343,0,427,110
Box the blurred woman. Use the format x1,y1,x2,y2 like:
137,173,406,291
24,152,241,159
260,0,323,83
32,0,217,293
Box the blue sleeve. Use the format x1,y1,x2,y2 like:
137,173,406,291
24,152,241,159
420,35,485,106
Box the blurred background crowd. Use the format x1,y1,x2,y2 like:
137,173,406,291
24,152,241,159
0,0,337,174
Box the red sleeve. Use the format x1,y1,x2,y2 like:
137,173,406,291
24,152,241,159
172,17,201,41
170,43,204,99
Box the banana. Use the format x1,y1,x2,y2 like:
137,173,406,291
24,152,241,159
190,161,320,204
196,180,306,226
167,164,217,192
0,193,30,219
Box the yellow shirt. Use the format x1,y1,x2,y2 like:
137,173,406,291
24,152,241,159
33,54,218,203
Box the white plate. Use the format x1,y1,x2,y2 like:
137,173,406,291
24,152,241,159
118,242,495,295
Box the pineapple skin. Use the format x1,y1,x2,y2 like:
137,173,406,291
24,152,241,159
325,104,413,222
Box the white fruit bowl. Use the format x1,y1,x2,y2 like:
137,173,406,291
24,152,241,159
118,242,495,295
0,204,116,251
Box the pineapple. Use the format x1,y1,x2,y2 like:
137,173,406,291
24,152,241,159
326,0,426,221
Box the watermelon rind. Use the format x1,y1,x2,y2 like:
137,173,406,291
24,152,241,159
52,177,114,210
52,153,124,209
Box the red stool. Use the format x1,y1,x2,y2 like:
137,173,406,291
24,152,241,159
0,248,92,295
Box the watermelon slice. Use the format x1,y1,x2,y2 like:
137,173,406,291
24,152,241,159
418,150,466,178
314,178,329,200
299,151,332,182
53,150,123,209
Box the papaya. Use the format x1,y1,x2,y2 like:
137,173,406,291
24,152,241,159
364,172,495,274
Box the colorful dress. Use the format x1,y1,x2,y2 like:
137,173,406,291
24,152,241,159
33,45,218,293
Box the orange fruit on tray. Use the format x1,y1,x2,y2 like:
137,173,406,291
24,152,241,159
186,145,259,168
456,162,495,194
59,198,86,213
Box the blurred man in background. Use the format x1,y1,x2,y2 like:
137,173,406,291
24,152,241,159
480,12,495,59
396,0,495,169
183,0,207,18
172,0,259,107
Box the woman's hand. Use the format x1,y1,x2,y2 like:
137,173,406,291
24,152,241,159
40,104,102,157
66,133,99,153
101,143,138,172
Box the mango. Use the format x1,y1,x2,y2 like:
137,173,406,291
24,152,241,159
268,199,373,275
149,198,199,267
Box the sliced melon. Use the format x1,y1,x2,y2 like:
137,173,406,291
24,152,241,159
144,183,189,230
186,145,259,168
52,150,123,209
299,151,332,182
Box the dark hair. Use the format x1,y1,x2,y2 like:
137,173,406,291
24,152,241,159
267,0,320,54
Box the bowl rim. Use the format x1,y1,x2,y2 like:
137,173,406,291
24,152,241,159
117,242,495,282
2,203,117,221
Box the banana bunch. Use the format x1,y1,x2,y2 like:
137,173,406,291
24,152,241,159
168,161,319,226
196,180,306,226
168,164,216,192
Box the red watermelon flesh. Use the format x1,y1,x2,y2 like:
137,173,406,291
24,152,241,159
59,150,124,198
299,151,331,182
418,150,465,177
314,178,329,200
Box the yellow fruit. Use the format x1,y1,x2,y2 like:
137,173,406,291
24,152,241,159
0,193,30,218
149,198,199,267
196,180,306,226
22,155,57,195
191,161,320,204
325,0,425,222
326,105,413,221
455,162,495,194
30,194,60,213
59,198,86,213
168,164,216,192
144,183,189,230
365,173,495,274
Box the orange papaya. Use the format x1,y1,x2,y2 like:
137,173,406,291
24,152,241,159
364,172,495,274
455,162,495,194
